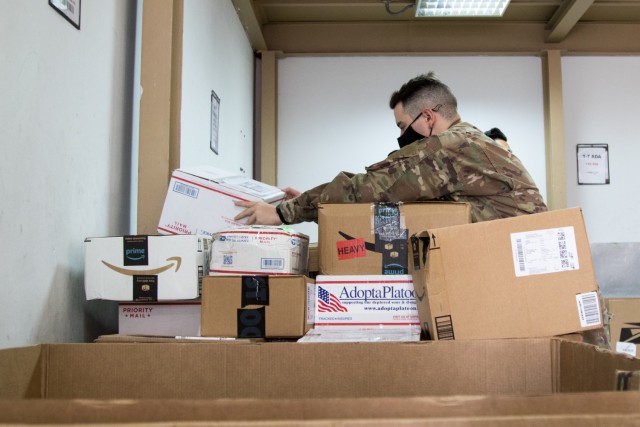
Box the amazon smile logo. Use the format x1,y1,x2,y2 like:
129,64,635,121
125,248,146,261
102,257,182,276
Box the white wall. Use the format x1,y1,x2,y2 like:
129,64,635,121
278,56,547,242
180,0,255,176
562,57,640,243
0,1,136,349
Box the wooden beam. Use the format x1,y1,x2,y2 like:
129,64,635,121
546,0,595,43
232,0,268,51
259,51,279,186
137,0,183,234
541,50,566,210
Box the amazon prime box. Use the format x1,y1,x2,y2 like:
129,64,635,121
157,165,285,237
84,235,211,301
318,202,471,276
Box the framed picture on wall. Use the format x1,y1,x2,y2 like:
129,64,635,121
210,90,221,155
49,0,81,30
577,144,610,185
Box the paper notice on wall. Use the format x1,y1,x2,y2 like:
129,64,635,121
511,226,579,277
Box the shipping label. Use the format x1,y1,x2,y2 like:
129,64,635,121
510,226,579,277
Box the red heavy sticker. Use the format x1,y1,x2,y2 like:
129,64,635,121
336,238,367,260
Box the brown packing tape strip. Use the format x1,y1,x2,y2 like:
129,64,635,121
241,275,269,307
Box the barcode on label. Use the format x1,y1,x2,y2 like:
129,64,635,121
223,255,233,265
576,292,601,327
173,181,199,198
261,258,284,270
435,315,455,340
515,238,525,272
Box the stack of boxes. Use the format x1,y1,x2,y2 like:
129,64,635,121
84,165,607,346
6,166,633,423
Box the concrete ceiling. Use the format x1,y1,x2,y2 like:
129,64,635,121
232,0,640,54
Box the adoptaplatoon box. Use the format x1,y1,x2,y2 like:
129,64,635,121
607,298,640,357
318,202,471,276
157,165,285,237
209,225,309,276
313,275,419,328
118,301,201,337
411,207,603,341
200,275,314,338
84,234,210,301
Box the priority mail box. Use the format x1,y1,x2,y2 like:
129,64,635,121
607,298,640,358
319,202,471,276
157,165,285,237
201,275,314,338
84,234,211,301
118,301,201,337
210,225,309,275
313,275,419,328
411,207,603,340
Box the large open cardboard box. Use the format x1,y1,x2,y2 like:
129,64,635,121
1,338,640,424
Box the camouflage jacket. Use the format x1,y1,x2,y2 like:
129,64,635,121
278,121,548,224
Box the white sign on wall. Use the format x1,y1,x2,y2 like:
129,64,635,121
577,144,610,185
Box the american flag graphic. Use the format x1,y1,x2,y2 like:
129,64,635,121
317,286,348,312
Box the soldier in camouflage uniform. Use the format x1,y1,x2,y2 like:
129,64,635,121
235,72,547,225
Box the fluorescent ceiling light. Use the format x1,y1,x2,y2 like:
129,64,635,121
415,0,510,17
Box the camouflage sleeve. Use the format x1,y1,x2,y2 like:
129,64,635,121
277,135,459,224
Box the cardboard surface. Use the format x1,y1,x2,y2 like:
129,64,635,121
607,297,640,357
118,301,201,337
157,166,285,237
210,225,309,275
411,208,603,340
318,202,471,276
1,338,639,401
84,234,210,301
200,275,313,338
2,392,640,425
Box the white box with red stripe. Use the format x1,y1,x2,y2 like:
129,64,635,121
157,166,285,237
209,225,309,276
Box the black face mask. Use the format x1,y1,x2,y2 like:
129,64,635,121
397,113,425,149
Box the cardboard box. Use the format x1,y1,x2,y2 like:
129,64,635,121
84,234,211,301
411,207,603,340
313,275,419,327
1,339,640,424
607,298,640,358
1,339,639,401
209,225,309,275
2,392,640,425
157,165,285,237
318,202,471,275
200,275,314,338
118,301,201,337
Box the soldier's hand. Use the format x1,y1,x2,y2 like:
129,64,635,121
282,187,301,200
234,201,281,225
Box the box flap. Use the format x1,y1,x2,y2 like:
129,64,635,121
0,344,44,398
